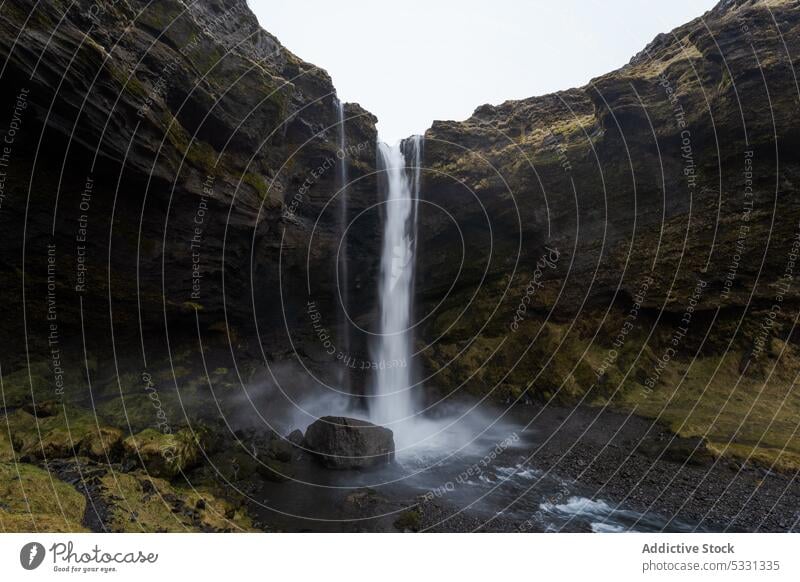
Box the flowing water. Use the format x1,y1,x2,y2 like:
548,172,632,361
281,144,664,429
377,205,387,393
369,137,422,436
336,99,351,393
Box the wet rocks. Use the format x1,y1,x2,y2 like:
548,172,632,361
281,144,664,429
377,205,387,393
304,416,395,470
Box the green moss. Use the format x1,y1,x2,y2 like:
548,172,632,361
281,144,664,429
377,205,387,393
3,408,122,461
427,297,800,472
242,172,269,201
123,428,201,479
0,362,53,408
621,349,800,471
0,510,87,532
0,462,87,532
96,394,175,434
181,301,204,312
82,426,124,460
96,471,254,532
153,365,191,382
708,443,800,473
0,360,97,406
190,42,226,76
0,430,14,462
185,140,218,173
115,68,148,100
163,118,223,175
394,509,422,532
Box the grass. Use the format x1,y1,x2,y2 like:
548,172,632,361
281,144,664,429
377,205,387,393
0,462,87,532
96,471,254,532
617,347,800,471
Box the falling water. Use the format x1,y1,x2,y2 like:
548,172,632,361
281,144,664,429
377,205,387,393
371,136,422,429
336,100,351,392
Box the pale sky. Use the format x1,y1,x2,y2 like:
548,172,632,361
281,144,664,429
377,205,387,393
249,0,718,143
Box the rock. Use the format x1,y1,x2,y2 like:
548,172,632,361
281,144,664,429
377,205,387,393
413,0,800,475
286,429,304,446
0,0,381,410
344,488,387,509
201,448,258,482
4,408,124,462
304,416,394,470
267,438,294,463
122,428,201,479
80,426,124,461
22,399,59,417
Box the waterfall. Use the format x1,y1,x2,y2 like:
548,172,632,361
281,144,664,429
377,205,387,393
371,136,422,429
336,100,351,392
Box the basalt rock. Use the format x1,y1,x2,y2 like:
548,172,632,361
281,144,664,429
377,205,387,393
304,416,395,470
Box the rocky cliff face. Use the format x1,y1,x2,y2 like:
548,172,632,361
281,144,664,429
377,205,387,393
0,0,380,408
0,0,386,531
417,0,800,468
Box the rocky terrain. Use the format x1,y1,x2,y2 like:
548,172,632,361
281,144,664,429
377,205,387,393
0,0,799,532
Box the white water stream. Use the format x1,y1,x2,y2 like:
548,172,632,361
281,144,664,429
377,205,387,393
370,137,422,435
336,100,351,393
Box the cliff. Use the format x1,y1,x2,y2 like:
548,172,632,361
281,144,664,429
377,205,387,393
418,0,800,469
0,0,381,405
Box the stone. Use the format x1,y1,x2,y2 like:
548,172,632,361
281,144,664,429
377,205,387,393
286,429,304,446
122,428,201,479
22,399,59,417
304,416,394,470
267,438,294,463
80,426,124,461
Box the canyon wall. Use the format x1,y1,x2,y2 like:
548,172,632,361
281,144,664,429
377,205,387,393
0,0,381,414
417,0,800,469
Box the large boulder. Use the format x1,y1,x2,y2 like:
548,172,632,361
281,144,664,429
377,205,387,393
304,417,395,470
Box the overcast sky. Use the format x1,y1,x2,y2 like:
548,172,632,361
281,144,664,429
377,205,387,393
249,0,718,143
